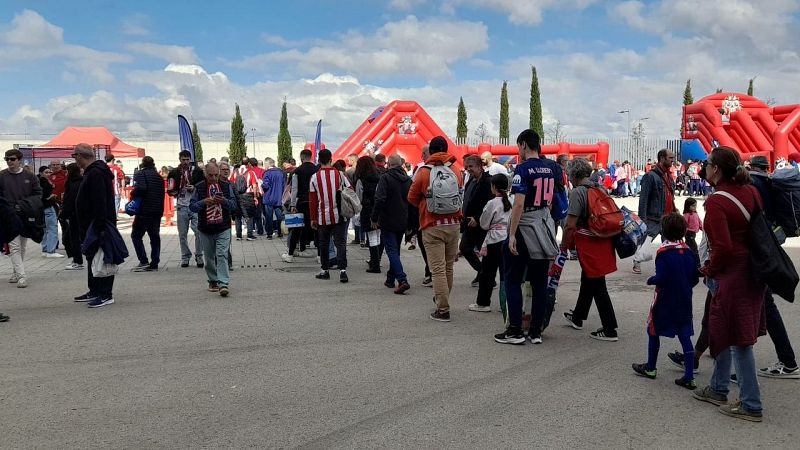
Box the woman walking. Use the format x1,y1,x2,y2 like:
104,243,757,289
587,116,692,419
692,146,766,422
355,156,382,273
561,157,619,341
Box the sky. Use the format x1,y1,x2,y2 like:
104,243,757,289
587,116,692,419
0,0,799,146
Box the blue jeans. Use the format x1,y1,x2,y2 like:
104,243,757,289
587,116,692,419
503,232,550,335
200,230,231,286
383,230,406,283
710,346,762,413
177,206,202,262
264,204,284,236
42,206,59,253
114,195,121,213
131,216,161,267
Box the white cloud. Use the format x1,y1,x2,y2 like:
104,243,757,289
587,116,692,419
442,0,598,25
121,13,151,36
389,0,426,12
127,42,199,64
233,15,488,79
0,9,131,82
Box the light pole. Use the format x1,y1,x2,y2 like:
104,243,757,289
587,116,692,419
250,127,257,159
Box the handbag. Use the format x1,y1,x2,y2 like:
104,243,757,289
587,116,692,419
714,190,798,302
615,206,647,259
125,197,141,216
339,172,362,219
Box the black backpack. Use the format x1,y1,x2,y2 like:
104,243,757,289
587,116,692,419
771,167,800,237
235,171,248,194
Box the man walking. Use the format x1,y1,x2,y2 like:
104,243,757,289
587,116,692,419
408,136,464,322
190,162,237,297
262,157,286,240
283,149,318,262
0,149,42,288
106,154,124,213
372,154,412,294
168,150,204,268
73,144,121,307
460,155,493,287
493,130,562,345
633,149,676,274
310,149,350,283
130,156,165,272
38,166,64,258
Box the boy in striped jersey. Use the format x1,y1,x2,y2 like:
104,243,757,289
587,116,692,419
310,149,351,283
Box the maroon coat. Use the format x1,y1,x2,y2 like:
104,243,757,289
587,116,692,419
703,182,766,357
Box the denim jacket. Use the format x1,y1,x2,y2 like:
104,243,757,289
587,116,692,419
638,166,675,229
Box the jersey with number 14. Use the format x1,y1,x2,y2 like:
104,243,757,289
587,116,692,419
511,157,563,209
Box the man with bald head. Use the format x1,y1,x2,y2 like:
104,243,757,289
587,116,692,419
372,154,413,294
482,151,506,176
190,162,237,297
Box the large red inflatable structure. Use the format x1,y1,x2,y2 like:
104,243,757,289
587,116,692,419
682,93,800,165
329,100,608,167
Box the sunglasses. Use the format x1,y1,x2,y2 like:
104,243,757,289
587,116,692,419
4,157,18,162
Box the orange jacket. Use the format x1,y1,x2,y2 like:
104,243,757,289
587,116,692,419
407,152,464,230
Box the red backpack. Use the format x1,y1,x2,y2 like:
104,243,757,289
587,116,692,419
587,187,623,237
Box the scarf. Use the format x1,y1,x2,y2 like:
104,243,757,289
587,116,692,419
656,239,689,256
206,183,223,224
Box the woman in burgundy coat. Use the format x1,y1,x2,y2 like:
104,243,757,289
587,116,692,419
692,147,766,422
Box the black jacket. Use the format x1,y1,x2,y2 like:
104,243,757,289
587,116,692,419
292,162,318,205
39,176,56,209
61,177,82,221
132,166,165,219
77,160,117,236
167,164,204,197
371,167,412,233
462,171,493,224
358,172,380,228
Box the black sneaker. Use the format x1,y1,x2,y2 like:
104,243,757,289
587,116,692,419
246,236,257,241
74,292,96,302
180,261,190,268
421,276,432,287
528,334,543,345
315,270,330,280
430,311,451,322
470,276,480,288
384,279,395,288
590,328,618,342
145,265,158,272
196,261,204,268
87,297,114,308
494,328,526,345
675,377,697,390
236,236,243,241
563,310,583,330
632,363,657,379
340,270,349,283
131,263,150,272
219,286,229,297
267,235,273,240
668,351,700,374
0,313,9,322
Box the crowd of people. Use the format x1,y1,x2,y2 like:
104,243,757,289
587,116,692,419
2,129,798,423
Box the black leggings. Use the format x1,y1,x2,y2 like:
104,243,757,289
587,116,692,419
572,271,618,331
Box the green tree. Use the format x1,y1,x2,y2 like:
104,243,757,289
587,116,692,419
456,97,468,143
499,81,509,144
529,66,544,139
229,103,247,163
683,79,694,105
191,120,203,162
747,78,754,96
277,100,293,165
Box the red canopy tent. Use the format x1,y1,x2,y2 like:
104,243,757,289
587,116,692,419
31,127,145,159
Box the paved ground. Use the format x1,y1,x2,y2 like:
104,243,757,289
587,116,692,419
2,197,800,449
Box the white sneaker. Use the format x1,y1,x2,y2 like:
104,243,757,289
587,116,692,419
296,250,314,258
65,262,84,270
17,278,28,288
281,253,294,263
8,273,21,283
468,303,492,313
316,256,321,264
43,252,65,258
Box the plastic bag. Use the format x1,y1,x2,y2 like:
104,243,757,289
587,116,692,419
633,235,656,263
91,248,118,278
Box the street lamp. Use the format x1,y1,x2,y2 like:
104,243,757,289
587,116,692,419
618,110,630,139
250,127,257,159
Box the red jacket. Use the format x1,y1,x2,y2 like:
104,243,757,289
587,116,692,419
407,152,463,230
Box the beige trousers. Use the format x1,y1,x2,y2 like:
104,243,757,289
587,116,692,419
422,225,460,313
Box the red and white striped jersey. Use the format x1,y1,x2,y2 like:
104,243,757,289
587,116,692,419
310,167,351,226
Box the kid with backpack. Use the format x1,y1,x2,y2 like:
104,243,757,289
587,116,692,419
561,157,620,341
632,212,699,389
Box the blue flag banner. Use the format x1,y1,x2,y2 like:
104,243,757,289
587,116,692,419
178,115,195,162
314,119,322,162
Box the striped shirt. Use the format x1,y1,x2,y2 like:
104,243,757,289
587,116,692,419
310,167,351,226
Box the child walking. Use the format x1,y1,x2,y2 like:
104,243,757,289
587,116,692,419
683,197,701,256
469,174,511,316
632,212,700,389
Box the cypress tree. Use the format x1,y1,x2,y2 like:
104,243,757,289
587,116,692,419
191,120,203,162
277,101,293,165
747,79,754,96
456,97,468,143
229,103,247,163
529,66,544,139
683,79,694,105
499,81,509,144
